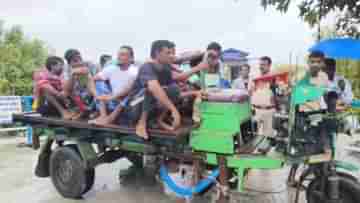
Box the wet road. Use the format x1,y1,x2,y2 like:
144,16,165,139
1,134,360,203
0,136,189,203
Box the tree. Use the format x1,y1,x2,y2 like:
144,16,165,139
0,21,48,95
261,0,360,38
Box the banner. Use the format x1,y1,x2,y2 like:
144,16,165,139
0,96,22,124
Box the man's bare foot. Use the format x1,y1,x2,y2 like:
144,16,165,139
136,122,149,140
70,112,83,120
158,118,174,131
62,111,77,120
88,116,112,126
157,111,174,131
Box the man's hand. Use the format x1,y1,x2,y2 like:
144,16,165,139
171,108,181,129
197,62,210,71
96,94,113,102
72,67,89,76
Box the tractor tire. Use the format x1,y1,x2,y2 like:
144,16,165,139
82,168,95,195
49,146,90,199
306,174,360,203
66,144,96,195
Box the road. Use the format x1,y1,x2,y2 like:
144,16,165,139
1,134,360,203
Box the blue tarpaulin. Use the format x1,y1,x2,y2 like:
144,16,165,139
309,38,360,60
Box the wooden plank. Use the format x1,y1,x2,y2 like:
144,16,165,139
13,114,191,140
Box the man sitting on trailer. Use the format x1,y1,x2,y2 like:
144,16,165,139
88,46,138,125
158,41,223,129
62,49,98,117
126,40,215,139
33,56,75,119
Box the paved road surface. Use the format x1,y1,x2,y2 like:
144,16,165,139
1,134,360,203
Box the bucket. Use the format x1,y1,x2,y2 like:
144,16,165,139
230,167,290,203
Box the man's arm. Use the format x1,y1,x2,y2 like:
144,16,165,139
41,84,63,97
147,80,178,112
63,80,73,97
87,76,97,97
174,50,203,64
172,62,209,82
112,81,134,100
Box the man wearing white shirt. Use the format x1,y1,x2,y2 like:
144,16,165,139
89,46,138,125
324,58,353,104
232,64,250,92
324,58,358,134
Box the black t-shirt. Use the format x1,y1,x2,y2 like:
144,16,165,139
130,63,174,96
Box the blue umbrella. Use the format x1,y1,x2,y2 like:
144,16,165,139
309,38,360,60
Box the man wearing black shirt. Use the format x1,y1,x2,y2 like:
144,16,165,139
130,40,181,139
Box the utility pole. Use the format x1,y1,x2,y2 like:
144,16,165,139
318,0,323,42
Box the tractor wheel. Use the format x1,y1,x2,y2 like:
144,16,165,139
306,174,360,203
82,168,95,195
49,145,93,199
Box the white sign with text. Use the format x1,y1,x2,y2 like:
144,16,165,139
0,96,22,124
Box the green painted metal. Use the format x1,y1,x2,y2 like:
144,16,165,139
291,84,326,105
237,168,245,192
191,130,235,154
206,154,284,169
190,101,251,154
76,141,97,165
206,153,284,191
119,141,149,153
335,160,359,172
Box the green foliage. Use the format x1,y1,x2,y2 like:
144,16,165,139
336,60,360,99
261,0,360,38
0,21,48,95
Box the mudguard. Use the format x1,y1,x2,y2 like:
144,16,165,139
34,137,54,177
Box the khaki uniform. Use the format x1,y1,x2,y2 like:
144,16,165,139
251,79,275,137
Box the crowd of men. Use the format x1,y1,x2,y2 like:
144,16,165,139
32,40,355,141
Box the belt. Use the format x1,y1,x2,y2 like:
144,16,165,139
253,105,275,110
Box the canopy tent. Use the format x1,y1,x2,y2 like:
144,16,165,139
222,48,249,64
221,48,249,80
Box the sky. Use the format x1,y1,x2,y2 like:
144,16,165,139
0,0,322,65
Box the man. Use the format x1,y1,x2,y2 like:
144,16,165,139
296,51,333,160
324,58,353,104
297,51,329,91
126,40,183,139
232,64,250,92
324,58,358,134
89,46,138,125
33,56,75,119
203,42,231,89
99,54,112,70
62,49,98,114
251,56,276,137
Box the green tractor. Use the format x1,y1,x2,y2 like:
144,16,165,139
14,66,360,203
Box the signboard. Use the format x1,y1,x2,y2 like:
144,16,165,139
0,96,22,124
